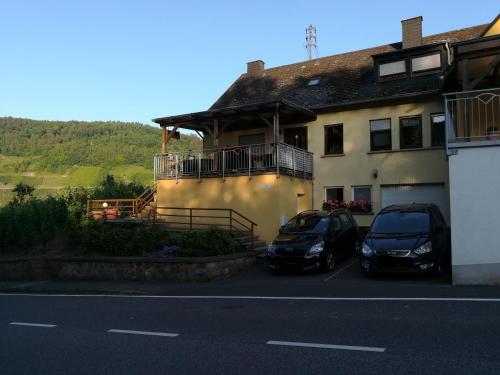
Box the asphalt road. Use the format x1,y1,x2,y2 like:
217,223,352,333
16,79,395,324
2,259,500,374
1,293,500,374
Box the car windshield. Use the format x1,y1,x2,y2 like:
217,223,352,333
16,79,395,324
371,211,431,234
281,215,330,234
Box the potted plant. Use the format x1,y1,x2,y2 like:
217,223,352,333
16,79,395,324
105,207,118,220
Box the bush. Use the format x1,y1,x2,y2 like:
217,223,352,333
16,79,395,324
78,222,171,256
0,196,68,252
77,224,244,258
0,174,148,254
175,227,245,257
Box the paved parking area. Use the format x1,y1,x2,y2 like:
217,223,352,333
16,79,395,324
231,255,450,287
0,255,471,299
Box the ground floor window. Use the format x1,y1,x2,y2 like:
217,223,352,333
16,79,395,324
325,187,344,202
352,185,372,202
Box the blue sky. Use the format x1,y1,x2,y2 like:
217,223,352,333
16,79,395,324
0,1,498,125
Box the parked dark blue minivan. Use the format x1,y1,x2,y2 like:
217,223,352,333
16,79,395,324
360,204,450,275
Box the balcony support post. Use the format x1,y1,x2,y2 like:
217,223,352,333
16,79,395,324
198,153,201,181
222,150,226,181
274,103,280,178
175,154,179,183
248,146,251,179
444,96,452,158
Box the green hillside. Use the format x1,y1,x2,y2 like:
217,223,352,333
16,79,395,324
0,117,202,205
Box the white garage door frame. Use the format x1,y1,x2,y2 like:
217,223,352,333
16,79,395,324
380,183,449,223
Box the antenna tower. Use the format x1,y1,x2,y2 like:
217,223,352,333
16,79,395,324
305,25,317,61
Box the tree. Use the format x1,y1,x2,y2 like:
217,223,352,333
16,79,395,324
11,183,35,205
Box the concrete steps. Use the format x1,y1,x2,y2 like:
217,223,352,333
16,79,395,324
232,232,267,258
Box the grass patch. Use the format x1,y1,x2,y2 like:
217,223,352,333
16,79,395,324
66,166,105,186
110,165,153,183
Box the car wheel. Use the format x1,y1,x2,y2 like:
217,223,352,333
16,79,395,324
322,251,336,272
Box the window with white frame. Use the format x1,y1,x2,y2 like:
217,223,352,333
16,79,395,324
352,186,372,202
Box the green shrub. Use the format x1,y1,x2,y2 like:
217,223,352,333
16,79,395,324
175,227,245,257
0,174,148,254
76,225,243,258
78,222,171,256
0,196,68,252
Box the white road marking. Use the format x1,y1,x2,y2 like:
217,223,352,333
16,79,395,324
108,329,179,337
323,258,358,282
267,340,385,353
9,322,56,328
1,294,500,302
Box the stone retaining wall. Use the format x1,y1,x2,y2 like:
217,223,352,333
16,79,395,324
0,252,255,282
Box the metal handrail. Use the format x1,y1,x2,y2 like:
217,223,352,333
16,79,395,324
443,88,500,96
153,142,313,180
87,186,157,218
444,88,500,146
153,207,257,249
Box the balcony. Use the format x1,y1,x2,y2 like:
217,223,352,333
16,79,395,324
444,88,500,150
154,142,313,180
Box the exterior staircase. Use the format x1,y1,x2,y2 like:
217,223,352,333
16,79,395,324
87,185,157,220
232,231,267,258
135,186,157,219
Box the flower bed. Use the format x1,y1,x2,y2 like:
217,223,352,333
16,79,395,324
322,200,373,213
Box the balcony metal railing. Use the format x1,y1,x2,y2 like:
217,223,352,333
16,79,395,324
154,142,313,180
444,88,500,147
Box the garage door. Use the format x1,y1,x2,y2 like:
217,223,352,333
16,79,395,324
381,184,449,223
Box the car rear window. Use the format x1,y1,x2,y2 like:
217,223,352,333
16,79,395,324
282,215,330,234
371,211,431,234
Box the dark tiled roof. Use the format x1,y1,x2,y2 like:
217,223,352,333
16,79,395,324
211,24,488,110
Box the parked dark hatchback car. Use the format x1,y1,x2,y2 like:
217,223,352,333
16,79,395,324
360,204,450,275
267,209,361,272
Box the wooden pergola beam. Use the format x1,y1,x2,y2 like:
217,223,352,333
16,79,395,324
161,124,179,155
258,114,274,128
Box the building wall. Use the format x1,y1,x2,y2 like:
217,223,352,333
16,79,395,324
191,100,449,228
449,146,500,285
203,125,306,149
157,175,313,243
484,17,500,37
308,100,450,226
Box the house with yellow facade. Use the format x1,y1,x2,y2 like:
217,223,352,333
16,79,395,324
153,17,483,234
149,14,500,284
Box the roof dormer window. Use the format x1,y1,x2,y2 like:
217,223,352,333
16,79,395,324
307,77,321,86
379,60,406,77
411,52,441,73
